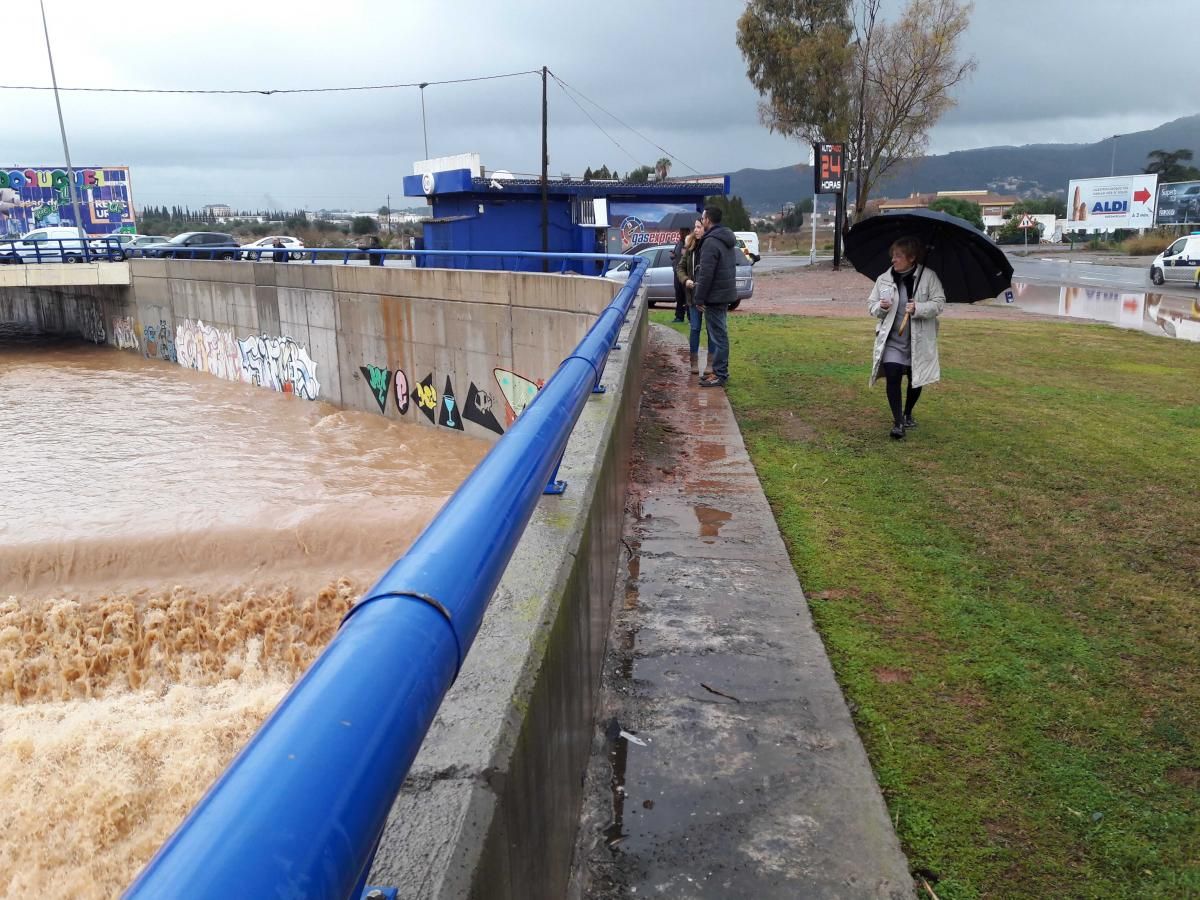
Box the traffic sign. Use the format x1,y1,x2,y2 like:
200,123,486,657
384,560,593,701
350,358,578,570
1019,214,1035,229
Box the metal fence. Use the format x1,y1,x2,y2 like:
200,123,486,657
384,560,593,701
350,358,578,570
123,250,649,899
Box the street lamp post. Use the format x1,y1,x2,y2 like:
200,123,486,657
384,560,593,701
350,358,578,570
418,83,430,160
1110,134,1120,177
39,0,86,245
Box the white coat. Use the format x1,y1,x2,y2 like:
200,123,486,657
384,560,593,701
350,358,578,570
867,265,946,389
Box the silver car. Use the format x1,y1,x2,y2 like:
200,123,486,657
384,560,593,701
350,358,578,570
606,243,753,310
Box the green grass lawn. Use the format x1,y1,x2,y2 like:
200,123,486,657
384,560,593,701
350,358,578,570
652,311,1200,898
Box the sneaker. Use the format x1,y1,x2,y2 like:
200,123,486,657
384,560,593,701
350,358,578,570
671,317,686,323
903,414,917,428
889,424,905,440
699,375,726,388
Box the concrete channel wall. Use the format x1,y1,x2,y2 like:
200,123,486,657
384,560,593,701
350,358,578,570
0,259,621,442
366,284,647,899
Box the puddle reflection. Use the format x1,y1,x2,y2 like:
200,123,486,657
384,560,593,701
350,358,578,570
693,505,733,541
996,282,1200,341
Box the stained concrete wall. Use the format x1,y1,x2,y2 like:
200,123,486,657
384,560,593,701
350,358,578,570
127,260,621,439
366,283,648,899
0,260,621,441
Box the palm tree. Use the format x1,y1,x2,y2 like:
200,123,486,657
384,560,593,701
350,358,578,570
655,157,672,181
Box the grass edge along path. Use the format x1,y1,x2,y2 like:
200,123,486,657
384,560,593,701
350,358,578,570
652,311,1199,899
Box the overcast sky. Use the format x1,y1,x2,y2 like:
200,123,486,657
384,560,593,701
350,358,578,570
5,0,1196,210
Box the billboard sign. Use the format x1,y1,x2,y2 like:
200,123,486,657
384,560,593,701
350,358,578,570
0,166,136,237
1065,174,1157,230
1153,179,1200,226
813,143,844,194
608,201,698,251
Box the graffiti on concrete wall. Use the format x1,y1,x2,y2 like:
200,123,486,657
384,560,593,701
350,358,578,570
360,364,392,414
354,364,536,437
112,316,139,350
177,319,243,383
463,382,504,435
237,334,321,400
438,376,463,430
494,368,543,426
394,368,410,414
411,372,438,424
80,303,106,344
143,319,176,362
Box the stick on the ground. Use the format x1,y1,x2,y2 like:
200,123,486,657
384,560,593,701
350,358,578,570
919,876,941,900
700,682,741,703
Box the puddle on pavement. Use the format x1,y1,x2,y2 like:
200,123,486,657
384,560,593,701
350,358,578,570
993,281,1200,340
695,442,727,463
693,505,733,541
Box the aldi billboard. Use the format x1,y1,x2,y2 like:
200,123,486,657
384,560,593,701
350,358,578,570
1065,174,1157,231
0,165,136,237
1153,179,1200,226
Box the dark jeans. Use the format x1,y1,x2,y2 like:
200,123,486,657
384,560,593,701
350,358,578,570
688,304,704,354
704,304,729,381
882,362,922,425
673,277,687,320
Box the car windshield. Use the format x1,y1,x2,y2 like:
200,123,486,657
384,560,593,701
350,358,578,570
167,233,198,245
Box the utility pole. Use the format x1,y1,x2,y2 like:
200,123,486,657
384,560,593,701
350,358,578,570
39,0,85,249
540,65,549,273
419,83,430,160
386,193,391,233
810,196,817,264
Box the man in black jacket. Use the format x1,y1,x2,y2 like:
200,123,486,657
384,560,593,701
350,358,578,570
690,205,737,386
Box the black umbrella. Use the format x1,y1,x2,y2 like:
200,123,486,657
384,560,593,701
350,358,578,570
844,208,1013,304
657,210,702,230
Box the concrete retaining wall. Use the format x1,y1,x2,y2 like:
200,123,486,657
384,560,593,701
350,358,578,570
365,289,647,899
0,260,621,442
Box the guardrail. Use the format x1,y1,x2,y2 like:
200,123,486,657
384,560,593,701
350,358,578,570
0,241,625,274
124,250,649,900
0,235,129,264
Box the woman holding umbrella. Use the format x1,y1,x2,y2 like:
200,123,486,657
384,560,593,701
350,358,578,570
867,236,945,439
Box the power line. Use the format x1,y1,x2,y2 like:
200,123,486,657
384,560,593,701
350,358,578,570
547,73,644,171
0,69,542,95
549,71,703,176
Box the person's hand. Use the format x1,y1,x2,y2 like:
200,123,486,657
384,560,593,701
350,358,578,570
879,297,892,310
686,279,695,289
905,301,916,315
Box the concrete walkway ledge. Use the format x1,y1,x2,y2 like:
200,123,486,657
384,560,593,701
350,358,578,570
570,324,915,899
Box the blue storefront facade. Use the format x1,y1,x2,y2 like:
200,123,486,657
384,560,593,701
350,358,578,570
401,168,728,274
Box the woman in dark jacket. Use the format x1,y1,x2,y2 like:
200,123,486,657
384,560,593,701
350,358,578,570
674,218,709,376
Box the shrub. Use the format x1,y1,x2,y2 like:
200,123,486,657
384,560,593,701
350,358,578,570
1121,233,1174,256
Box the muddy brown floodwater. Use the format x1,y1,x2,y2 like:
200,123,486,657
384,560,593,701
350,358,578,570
0,337,489,897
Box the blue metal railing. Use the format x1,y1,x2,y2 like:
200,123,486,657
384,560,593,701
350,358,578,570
1,240,629,274
124,250,648,900
0,235,129,264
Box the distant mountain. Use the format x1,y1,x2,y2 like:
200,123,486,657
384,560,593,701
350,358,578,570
726,114,1200,215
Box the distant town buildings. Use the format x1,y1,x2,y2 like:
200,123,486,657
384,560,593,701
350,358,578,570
876,189,1018,230
202,203,232,218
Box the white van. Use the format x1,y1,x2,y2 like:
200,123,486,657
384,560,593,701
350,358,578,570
734,231,760,258
1150,233,1200,285
0,225,90,263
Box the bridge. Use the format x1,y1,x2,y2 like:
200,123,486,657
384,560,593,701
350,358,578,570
1,253,911,898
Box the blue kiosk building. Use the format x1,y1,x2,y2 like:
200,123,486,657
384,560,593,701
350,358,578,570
402,159,728,274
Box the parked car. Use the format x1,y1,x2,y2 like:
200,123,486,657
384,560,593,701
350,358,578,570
240,235,305,260
139,232,240,260
605,243,753,310
122,235,170,257
1149,234,1200,286
1,226,82,263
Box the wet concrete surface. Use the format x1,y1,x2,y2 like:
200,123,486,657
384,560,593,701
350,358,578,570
569,326,913,899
